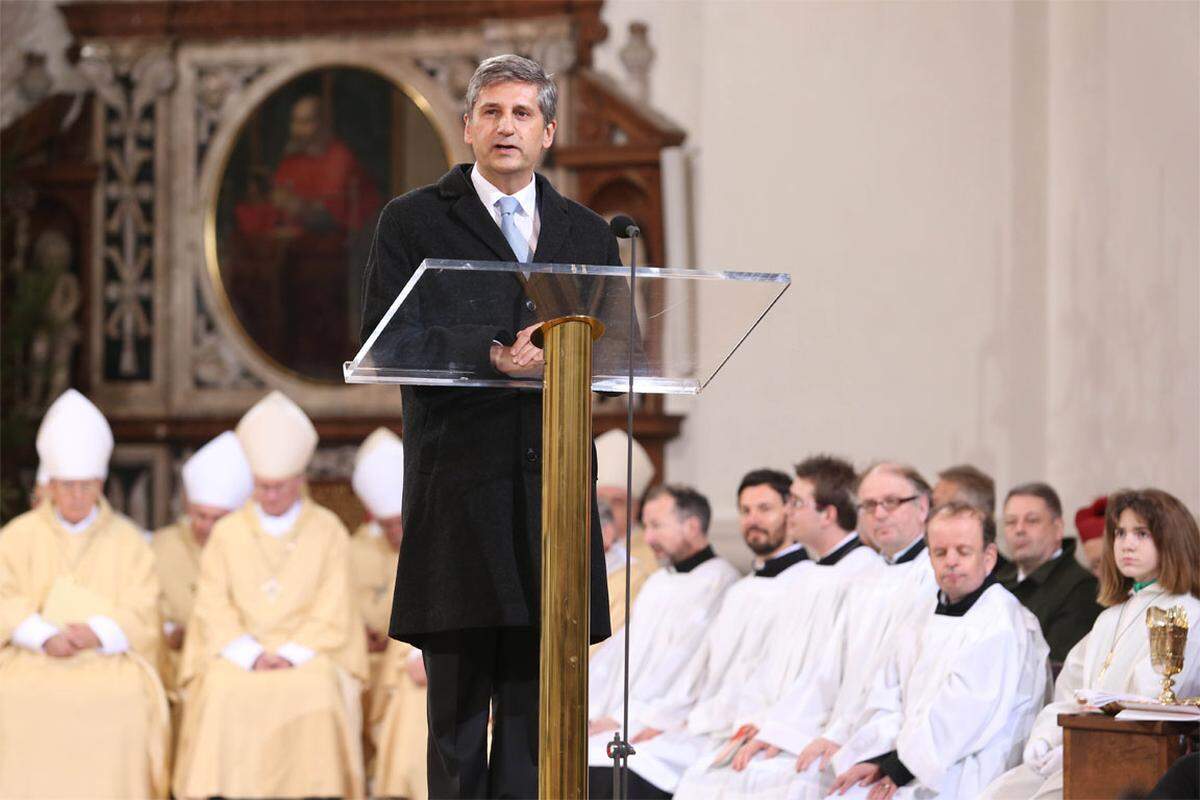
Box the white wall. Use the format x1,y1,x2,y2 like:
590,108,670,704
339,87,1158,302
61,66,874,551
1044,1,1200,519
594,1,1198,564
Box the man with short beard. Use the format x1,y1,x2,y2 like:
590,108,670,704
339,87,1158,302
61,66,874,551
589,469,807,797
587,485,740,798
672,456,881,799
691,462,938,799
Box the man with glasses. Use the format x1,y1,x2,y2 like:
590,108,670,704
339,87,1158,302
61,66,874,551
0,389,169,799
691,462,939,800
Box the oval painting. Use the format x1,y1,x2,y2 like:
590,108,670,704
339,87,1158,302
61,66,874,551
211,67,450,383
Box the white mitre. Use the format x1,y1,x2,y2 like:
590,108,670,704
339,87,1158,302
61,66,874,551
35,461,49,486
594,428,654,497
183,431,254,511
235,390,318,480
352,428,404,519
354,426,399,468
36,388,114,480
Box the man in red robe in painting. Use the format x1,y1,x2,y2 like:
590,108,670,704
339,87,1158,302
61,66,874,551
234,94,382,379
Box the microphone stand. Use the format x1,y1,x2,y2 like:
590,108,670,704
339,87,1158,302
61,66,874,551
606,220,639,800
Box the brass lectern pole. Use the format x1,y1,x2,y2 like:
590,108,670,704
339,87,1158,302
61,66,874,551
539,314,604,800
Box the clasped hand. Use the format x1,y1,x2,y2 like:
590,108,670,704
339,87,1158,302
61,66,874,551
826,763,897,800
252,652,295,670
491,323,544,377
43,623,101,657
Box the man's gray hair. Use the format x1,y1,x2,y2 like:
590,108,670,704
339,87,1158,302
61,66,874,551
465,54,558,124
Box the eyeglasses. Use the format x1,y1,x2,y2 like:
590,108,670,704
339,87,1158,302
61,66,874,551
785,493,815,510
858,495,918,515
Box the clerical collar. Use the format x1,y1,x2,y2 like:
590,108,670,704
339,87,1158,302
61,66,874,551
818,533,862,566
1017,546,1063,583
885,536,926,565
605,541,629,576
936,571,998,616
672,545,715,574
55,505,99,535
755,543,809,578
255,500,303,538
1133,578,1158,593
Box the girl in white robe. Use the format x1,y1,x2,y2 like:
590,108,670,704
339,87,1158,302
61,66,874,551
981,487,1200,800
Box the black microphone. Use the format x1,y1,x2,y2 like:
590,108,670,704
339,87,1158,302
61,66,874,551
610,214,640,239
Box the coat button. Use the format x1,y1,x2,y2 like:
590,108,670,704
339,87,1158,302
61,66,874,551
525,447,538,463
525,298,536,312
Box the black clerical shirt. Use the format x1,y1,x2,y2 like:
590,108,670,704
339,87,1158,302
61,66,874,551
672,545,715,574
754,546,809,577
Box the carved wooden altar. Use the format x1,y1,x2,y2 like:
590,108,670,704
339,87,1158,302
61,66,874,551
0,0,686,530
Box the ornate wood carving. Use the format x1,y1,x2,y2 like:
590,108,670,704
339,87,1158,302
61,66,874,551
1,93,97,517
3,2,689,527
62,0,608,67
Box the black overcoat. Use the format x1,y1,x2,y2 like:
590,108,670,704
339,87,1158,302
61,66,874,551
360,164,617,646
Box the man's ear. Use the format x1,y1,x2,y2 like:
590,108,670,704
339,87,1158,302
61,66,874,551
542,119,557,149
984,542,999,573
463,113,473,145
916,493,930,522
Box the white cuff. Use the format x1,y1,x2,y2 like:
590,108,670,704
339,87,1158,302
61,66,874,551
87,615,130,655
406,647,423,664
163,620,179,635
277,642,315,666
12,614,59,652
221,634,264,671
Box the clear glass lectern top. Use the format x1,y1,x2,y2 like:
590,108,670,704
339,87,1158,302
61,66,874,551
346,259,790,395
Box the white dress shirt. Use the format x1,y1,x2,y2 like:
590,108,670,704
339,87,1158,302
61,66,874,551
470,165,540,257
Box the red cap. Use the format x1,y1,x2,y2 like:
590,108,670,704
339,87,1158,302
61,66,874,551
1075,496,1107,542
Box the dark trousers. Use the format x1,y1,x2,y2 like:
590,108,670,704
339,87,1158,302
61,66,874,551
588,765,673,799
421,626,539,799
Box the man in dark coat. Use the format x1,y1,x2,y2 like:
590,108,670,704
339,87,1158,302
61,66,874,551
359,54,617,798
995,482,1101,664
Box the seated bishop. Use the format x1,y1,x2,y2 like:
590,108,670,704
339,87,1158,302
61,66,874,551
593,460,875,799
0,389,170,798
681,463,943,799
350,427,429,800
172,391,369,800
820,503,1049,800
152,430,254,694
593,428,657,640
587,484,740,788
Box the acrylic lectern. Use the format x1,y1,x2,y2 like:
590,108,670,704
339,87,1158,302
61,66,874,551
347,258,790,798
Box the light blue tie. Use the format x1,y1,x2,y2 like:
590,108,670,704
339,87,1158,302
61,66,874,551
496,196,531,263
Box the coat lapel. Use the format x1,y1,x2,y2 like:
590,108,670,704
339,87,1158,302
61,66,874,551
440,165,520,263
532,173,571,265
